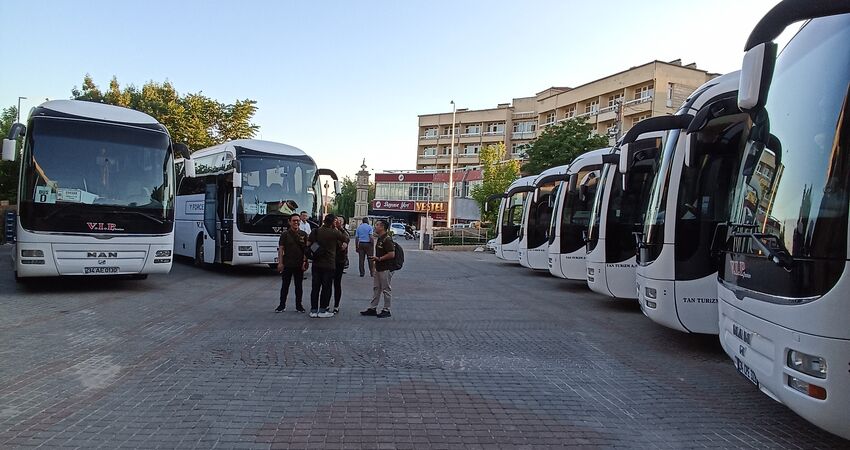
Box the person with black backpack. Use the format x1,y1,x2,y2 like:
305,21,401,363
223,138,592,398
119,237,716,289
361,219,402,318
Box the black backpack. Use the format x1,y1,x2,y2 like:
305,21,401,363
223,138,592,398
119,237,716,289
390,241,404,271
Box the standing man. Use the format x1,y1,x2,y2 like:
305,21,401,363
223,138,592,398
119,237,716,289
299,211,313,234
361,219,395,318
307,214,349,318
331,216,348,314
276,213,308,313
355,217,374,277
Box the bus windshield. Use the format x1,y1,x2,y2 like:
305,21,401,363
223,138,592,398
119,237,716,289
19,117,174,234
560,165,601,254
641,129,679,264
586,164,610,252
236,151,318,234
722,14,850,299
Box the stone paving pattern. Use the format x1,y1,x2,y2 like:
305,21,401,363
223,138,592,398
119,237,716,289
1,242,848,449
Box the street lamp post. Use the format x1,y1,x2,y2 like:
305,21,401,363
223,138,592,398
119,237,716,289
323,180,330,217
447,100,457,227
17,97,27,123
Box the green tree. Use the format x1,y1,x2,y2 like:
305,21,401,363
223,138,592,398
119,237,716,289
521,117,609,175
331,176,375,219
0,106,21,203
470,142,520,224
71,75,259,151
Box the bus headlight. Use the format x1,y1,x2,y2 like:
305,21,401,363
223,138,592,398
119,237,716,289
155,250,172,257
21,249,44,257
645,287,657,299
238,246,252,252
787,350,827,378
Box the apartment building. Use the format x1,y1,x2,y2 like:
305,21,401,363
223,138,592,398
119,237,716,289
416,59,718,170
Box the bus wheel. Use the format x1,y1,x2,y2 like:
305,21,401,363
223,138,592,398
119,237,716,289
194,237,206,267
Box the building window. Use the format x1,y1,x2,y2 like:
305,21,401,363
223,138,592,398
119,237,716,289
486,122,505,134
511,142,526,155
607,93,624,107
585,100,599,114
442,146,452,155
422,127,438,138
631,114,651,126
544,112,555,124
442,126,457,136
634,84,654,100
422,147,437,157
564,106,576,119
755,161,775,179
513,121,536,133
463,144,480,155
464,124,481,135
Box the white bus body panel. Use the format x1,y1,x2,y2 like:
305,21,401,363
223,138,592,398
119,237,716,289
718,264,850,440
497,238,521,262
13,224,173,277
520,244,547,270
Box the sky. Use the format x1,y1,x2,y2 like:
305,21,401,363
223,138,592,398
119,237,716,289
0,0,782,181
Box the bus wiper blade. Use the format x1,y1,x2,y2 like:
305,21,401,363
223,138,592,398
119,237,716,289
734,231,794,270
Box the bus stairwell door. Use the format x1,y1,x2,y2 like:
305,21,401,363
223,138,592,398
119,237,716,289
204,183,220,263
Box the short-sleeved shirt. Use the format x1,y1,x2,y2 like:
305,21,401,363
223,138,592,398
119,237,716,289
299,220,312,234
355,222,373,243
375,233,395,272
309,226,349,270
278,229,308,268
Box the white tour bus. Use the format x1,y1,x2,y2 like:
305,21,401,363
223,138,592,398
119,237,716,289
174,139,338,267
620,72,751,334
585,132,665,299
2,100,188,280
717,1,850,439
489,176,536,261
518,164,569,270
547,147,611,280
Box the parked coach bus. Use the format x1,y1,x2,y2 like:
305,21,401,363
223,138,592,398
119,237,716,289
518,164,568,270
547,147,610,280
717,0,850,439
489,176,535,261
619,72,751,334
585,133,665,299
174,139,338,267
1,100,189,281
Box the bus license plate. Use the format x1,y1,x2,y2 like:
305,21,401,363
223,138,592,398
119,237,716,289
84,267,119,274
735,356,759,387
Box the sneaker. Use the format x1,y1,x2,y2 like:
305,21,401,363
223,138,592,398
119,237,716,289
296,306,306,313
309,310,319,318
318,309,334,318
333,308,339,315
360,308,377,316
377,309,391,318
275,305,285,313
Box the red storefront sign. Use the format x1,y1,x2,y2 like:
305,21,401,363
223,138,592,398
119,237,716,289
372,200,414,211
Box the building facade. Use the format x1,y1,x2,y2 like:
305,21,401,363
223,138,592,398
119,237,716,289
416,59,718,170
372,168,483,227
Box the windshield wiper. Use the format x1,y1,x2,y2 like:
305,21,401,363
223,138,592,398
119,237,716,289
733,231,794,270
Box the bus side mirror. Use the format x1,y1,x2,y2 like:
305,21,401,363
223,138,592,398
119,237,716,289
618,143,632,175
174,143,191,160
334,180,340,194
738,42,777,112
568,173,577,193
532,188,539,203
1,139,15,162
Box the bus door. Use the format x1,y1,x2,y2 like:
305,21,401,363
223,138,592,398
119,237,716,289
218,181,234,263
204,183,220,263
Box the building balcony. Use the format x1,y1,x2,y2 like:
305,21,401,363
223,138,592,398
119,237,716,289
575,110,598,120
512,111,536,119
420,135,439,141
597,110,616,122
460,132,481,137
623,98,652,115
511,131,536,140
482,131,505,136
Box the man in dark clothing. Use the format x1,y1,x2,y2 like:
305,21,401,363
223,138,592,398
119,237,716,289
361,219,395,318
332,216,348,314
307,214,350,318
276,213,309,313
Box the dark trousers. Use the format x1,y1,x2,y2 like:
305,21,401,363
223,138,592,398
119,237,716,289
310,266,334,311
280,266,304,308
358,242,374,276
333,262,345,308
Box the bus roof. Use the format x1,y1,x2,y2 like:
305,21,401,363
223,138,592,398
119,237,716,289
567,147,614,172
32,100,163,128
191,139,310,159
507,175,536,191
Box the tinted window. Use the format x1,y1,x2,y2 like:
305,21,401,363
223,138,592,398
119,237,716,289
560,165,601,254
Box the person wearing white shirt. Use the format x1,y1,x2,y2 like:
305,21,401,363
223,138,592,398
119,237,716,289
299,211,312,234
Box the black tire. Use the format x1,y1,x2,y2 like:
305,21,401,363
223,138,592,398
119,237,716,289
194,236,206,268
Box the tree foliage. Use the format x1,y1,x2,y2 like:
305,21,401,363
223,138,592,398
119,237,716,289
0,106,20,203
71,75,259,151
520,117,609,175
331,176,375,220
470,142,520,224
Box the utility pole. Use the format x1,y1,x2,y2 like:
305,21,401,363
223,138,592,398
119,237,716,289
17,97,27,123
447,100,457,227
613,98,623,142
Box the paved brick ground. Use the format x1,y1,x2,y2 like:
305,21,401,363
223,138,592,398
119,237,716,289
1,241,847,449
